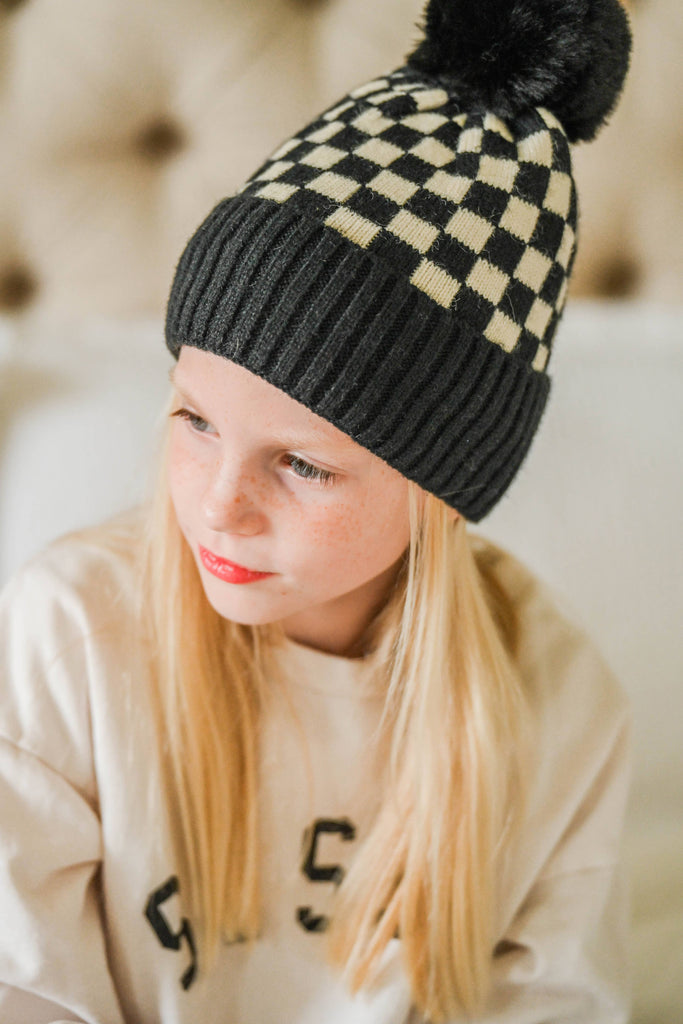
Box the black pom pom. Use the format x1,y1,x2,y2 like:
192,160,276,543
407,0,632,142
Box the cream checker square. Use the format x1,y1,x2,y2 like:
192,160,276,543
325,208,381,249
306,172,360,203
485,310,522,353
484,113,514,142
467,259,510,305
411,259,460,308
458,127,483,153
257,160,293,182
401,112,448,133
514,248,552,291
414,88,449,109
517,130,554,168
306,121,345,144
270,138,301,161
325,99,355,120
355,138,404,167
367,91,397,106
556,223,575,269
425,171,472,204
544,171,572,218
256,182,299,203
478,156,518,193
499,196,540,243
350,78,389,98
526,298,553,338
389,210,439,253
369,170,419,205
301,145,346,170
353,109,396,136
410,137,454,168
532,342,550,372
446,209,494,254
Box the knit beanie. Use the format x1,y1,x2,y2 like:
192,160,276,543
165,0,632,522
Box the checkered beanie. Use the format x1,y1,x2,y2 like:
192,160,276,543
166,0,631,522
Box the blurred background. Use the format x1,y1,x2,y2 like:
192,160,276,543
0,0,681,1019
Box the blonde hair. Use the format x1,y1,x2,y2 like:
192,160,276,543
140,408,528,1022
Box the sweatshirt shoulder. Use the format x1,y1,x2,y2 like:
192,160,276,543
0,507,145,633
470,531,630,725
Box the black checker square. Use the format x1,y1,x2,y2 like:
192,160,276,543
499,275,538,325
346,187,401,227
382,94,418,119
479,131,517,161
322,124,367,152
382,123,424,151
529,208,565,257
548,127,568,163
281,139,318,164
405,189,456,230
369,230,424,277
281,163,322,187
454,152,482,181
389,153,438,186
462,180,510,222
515,328,543,365
236,65,578,377
427,233,480,282
484,230,527,275
514,163,552,204
567,188,578,223
432,120,465,151
452,284,496,338
539,261,565,306
292,189,337,223
334,154,382,186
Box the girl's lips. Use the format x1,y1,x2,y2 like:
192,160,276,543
199,545,274,584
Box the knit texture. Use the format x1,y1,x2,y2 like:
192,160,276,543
167,69,564,520
166,0,631,520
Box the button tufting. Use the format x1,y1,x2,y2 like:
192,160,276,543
133,117,185,162
593,255,641,298
0,265,38,311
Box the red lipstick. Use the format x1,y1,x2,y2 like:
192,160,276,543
199,545,274,584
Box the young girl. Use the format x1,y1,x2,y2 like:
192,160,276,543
0,0,633,1021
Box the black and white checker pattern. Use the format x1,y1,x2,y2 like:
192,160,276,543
239,68,577,373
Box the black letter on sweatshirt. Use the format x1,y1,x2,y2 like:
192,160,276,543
297,818,356,933
145,875,198,990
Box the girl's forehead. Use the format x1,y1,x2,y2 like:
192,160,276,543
172,345,362,454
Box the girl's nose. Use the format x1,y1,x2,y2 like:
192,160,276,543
200,463,267,537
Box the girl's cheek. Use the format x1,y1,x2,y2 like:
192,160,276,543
299,499,364,555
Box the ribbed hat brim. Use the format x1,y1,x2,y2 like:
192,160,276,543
166,196,549,522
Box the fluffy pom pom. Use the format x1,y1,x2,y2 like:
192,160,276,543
407,0,632,142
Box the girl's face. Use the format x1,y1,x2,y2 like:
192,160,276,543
168,346,412,657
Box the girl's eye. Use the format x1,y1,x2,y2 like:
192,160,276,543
284,454,336,486
170,408,214,434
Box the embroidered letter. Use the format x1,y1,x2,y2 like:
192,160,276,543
144,875,198,990
297,818,356,933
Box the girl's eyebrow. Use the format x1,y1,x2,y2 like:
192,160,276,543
168,366,358,456
169,368,203,409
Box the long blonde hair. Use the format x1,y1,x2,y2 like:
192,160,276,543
140,409,528,1022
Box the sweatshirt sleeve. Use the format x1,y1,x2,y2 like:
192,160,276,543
486,707,633,1023
0,555,128,1024
478,555,634,1023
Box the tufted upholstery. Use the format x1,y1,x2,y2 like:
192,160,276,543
0,0,681,322
0,3,682,1020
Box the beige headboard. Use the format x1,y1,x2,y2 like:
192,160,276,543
1,0,680,322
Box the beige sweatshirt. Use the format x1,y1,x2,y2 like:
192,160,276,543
0,510,632,1023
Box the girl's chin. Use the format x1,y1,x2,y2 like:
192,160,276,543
198,578,291,628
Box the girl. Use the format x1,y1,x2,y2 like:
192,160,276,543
0,0,633,1021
